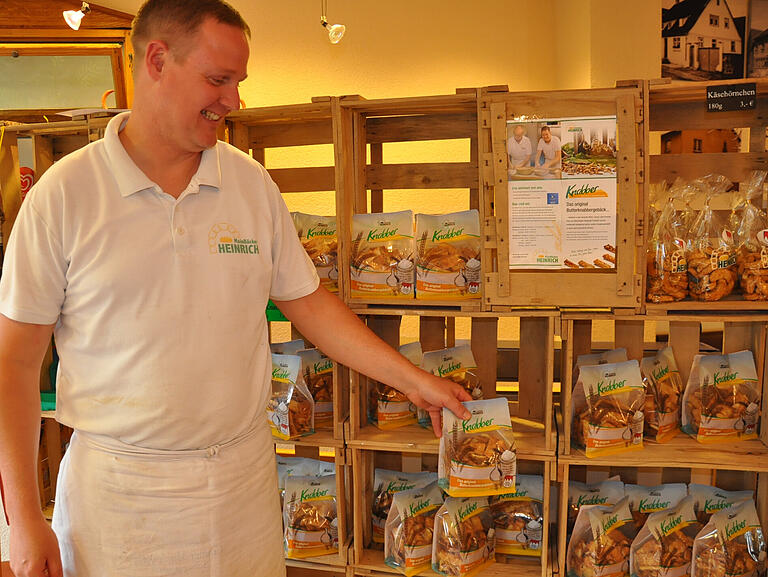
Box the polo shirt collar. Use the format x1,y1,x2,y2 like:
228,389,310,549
103,111,222,198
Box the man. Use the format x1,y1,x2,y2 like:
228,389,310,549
535,125,562,171
0,2,470,576
506,124,532,169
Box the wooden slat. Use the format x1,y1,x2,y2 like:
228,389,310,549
0,132,22,244
419,316,445,352
227,120,250,154
269,166,335,193
615,94,639,298
668,321,701,387
34,135,56,178
367,316,401,349
650,152,768,183
370,143,383,213
364,113,476,143
489,101,509,298
52,134,89,161
364,162,477,190
518,317,551,422
470,316,497,399
251,120,334,148
614,319,644,361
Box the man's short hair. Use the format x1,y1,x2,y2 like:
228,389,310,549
540,126,551,134
131,0,250,64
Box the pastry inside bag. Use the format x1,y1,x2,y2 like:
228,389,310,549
735,171,768,300
431,496,496,577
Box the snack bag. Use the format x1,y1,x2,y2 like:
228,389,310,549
681,351,760,443
284,474,338,559
372,469,437,546
277,457,335,510
568,478,625,531
647,187,689,303
735,171,768,300
567,496,638,577
489,474,544,557
439,398,516,497
270,339,306,355
385,482,444,575
423,345,483,400
686,175,737,301
573,360,646,457
573,347,629,389
629,496,702,577
298,348,334,430
369,342,421,430
267,353,315,440
647,181,669,244
432,496,496,577
691,500,766,577
625,483,687,530
351,211,415,299
415,210,481,300
640,347,684,443
688,484,754,525
293,212,338,293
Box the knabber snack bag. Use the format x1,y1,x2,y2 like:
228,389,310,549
293,212,338,293
640,347,684,443
298,348,334,430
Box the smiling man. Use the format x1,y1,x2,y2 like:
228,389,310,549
0,1,470,577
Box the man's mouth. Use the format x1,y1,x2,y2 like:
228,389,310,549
201,110,222,121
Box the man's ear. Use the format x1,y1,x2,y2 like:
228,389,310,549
144,40,169,80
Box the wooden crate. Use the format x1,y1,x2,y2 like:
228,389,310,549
555,462,768,577
336,92,484,311
351,448,554,577
227,98,358,441
37,415,72,513
479,83,646,311
644,77,768,314
276,435,352,569
346,310,557,459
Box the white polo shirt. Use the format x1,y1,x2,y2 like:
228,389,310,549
0,112,319,450
507,135,532,166
537,134,562,161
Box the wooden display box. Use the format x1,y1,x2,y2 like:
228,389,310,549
559,311,768,459
346,310,557,458
556,462,768,577
276,436,352,569
351,448,553,577
644,77,768,314
479,83,646,311
336,92,484,311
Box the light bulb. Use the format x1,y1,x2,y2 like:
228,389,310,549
63,9,85,30
327,23,345,44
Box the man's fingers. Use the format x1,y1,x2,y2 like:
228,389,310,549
429,409,442,437
47,554,64,577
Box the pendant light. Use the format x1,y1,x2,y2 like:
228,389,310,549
320,0,345,44
63,2,91,31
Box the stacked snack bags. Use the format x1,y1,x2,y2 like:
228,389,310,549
267,353,315,440
372,469,437,547
283,474,338,559
625,483,687,529
432,496,496,577
385,483,444,575
640,347,684,443
735,171,768,300
298,348,334,430
369,342,422,430
292,212,338,293
567,478,625,531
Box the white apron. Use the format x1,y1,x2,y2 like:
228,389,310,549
51,423,285,577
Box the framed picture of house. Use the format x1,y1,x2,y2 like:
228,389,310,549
662,0,749,80
748,0,768,76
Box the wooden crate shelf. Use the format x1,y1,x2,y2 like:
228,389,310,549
286,560,349,577
351,448,553,577
480,84,646,311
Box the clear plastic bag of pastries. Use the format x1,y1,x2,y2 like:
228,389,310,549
691,499,767,577
640,347,685,443
647,181,690,303
431,496,496,577
292,212,338,293
368,342,422,430
385,482,444,575
268,353,315,440
297,348,334,430
689,484,754,525
372,469,437,547
567,477,625,533
566,496,637,577
283,474,338,559
735,171,768,300
625,483,687,530
489,474,544,557
630,496,702,577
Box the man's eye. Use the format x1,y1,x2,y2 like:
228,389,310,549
209,77,225,86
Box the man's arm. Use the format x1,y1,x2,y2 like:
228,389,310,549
273,287,472,434
0,315,63,577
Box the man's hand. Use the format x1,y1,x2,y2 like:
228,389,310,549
10,514,63,577
403,371,472,437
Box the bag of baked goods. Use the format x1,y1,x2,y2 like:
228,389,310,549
298,348,334,430
647,188,689,303
440,398,517,497
573,360,646,457
691,499,766,577
573,347,629,392
277,457,335,510
625,483,687,530
385,482,444,575
689,484,754,525
647,181,669,244
567,496,637,577
351,211,415,299
687,175,737,301
293,212,338,293
640,347,684,443
423,345,483,400
432,496,496,577
735,171,768,300
568,478,625,531
629,496,702,577
284,474,338,558
369,342,421,429
270,339,306,354
268,353,315,440
372,469,437,547
490,474,544,557
415,210,481,300
681,350,760,443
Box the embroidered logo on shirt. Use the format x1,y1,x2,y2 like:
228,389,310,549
208,222,259,255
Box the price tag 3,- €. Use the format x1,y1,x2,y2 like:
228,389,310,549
706,83,757,112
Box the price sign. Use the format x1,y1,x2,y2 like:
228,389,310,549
706,83,757,112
